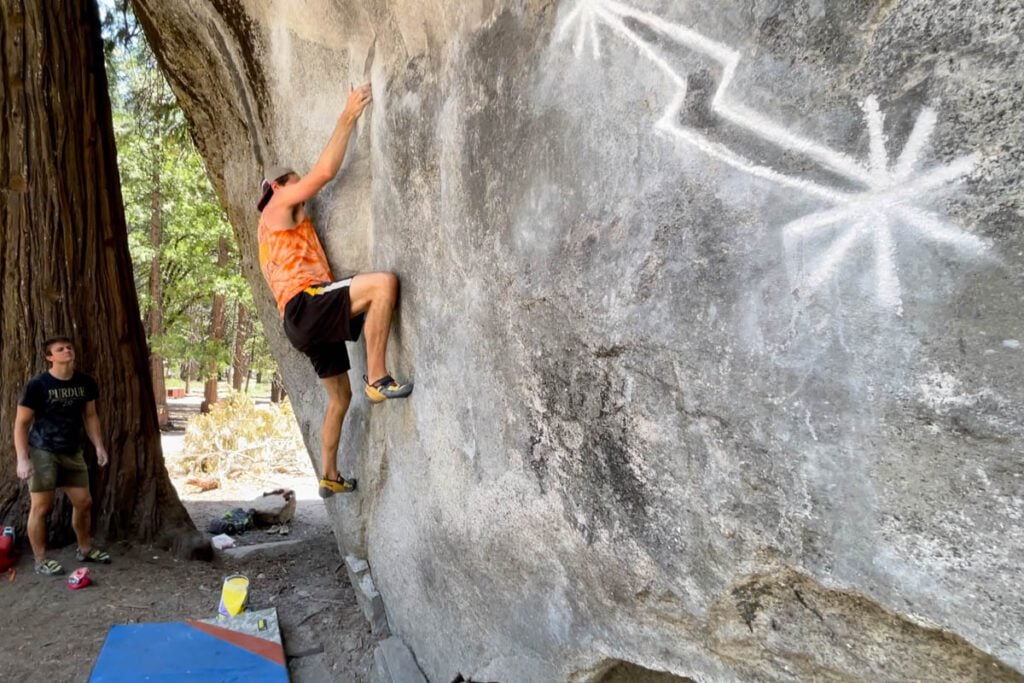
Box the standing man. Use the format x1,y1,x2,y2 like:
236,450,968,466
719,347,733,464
257,83,413,499
13,336,111,575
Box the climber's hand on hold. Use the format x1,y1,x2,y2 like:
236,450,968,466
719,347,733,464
342,83,373,124
282,82,371,203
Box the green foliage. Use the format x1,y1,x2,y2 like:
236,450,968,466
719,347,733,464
101,2,276,389
245,326,278,380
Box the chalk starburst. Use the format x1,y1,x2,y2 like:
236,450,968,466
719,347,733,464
555,0,988,314
556,0,605,59
783,97,984,314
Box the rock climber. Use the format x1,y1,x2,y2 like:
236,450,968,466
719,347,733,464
13,336,112,575
256,82,412,498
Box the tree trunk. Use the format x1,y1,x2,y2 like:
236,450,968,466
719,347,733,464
202,235,229,407
244,334,256,394
231,300,249,392
271,372,287,403
147,164,171,428
0,0,205,556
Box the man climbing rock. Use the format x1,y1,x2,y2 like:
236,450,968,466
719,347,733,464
256,82,412,498
13,336,112,575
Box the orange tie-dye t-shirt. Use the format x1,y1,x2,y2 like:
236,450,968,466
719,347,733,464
258,216,334,315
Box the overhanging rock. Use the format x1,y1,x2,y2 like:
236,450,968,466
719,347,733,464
133,1,1024,680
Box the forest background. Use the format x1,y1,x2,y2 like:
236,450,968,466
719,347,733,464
102,1,281,428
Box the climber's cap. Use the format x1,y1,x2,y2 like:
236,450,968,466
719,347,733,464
257,165,297,212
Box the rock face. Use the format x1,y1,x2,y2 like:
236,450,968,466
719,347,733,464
134,1,1024,680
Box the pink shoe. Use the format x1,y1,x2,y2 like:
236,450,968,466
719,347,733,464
67,567,92,590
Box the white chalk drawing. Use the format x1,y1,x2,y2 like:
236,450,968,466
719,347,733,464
556,0,986,313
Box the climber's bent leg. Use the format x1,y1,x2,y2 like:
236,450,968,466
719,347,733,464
348,272,413,403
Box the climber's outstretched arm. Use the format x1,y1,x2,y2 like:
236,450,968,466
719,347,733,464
272,83,372,208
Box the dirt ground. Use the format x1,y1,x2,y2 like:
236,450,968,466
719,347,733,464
0,397,380,682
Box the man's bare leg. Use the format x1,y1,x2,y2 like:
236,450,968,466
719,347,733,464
64,486,111,562
348,272,399,384
319,373,352,482
64,486,93,552
28,491,54,563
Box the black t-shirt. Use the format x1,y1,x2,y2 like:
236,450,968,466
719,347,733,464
18,371,99,454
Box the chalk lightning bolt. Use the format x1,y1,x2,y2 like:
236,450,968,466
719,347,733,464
556,0,987,313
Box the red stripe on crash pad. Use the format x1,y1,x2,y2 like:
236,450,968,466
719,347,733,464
186,620,286,666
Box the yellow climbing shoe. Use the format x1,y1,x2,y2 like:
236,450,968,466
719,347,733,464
364,374,414,403
319,475,357,498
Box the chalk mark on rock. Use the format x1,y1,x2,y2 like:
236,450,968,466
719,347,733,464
556,0,987,313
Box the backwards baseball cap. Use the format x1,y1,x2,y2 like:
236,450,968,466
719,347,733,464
256,164,296,212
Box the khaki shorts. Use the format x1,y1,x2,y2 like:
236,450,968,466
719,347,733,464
28,447,89,493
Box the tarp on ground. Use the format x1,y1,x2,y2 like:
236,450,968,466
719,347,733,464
90,607,287,682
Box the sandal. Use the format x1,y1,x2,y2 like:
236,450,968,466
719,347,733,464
76,547,111,564
34,558,64,576
319,474,357,498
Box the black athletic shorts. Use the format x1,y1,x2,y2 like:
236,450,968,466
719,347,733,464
283,278,366,378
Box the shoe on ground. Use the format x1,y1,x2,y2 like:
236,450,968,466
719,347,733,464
319,475,357,498
34,558,64,576
76,546,111,564
68,567,92,590
364,374,413,403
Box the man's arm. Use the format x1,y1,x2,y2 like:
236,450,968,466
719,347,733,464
271,83,374,209
14,406,34,480
84,401,108,467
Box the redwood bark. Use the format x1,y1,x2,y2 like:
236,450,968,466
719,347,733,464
0,0,203,553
